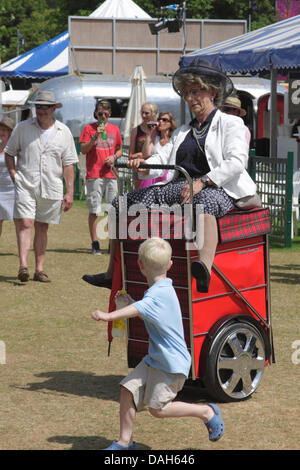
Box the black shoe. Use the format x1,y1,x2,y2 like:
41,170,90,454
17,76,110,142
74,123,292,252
191,261,211,293
91,240,101,255
82,272,112,289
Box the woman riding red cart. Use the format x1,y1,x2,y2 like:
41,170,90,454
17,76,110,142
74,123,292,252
85,58,274,406
83,58,261,292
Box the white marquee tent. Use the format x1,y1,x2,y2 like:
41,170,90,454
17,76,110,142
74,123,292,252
90,0,151,19
0,0,151,79
0,31,69,79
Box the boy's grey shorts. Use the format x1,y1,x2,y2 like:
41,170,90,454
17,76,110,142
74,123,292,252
120,359,186,412
86,177,117,214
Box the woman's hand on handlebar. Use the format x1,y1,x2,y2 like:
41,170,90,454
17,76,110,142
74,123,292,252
129,152,143,160
181,179,205,204
127,157,144,169
127,158,149,174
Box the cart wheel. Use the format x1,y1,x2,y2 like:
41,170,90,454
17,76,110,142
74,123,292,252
204,321,266,402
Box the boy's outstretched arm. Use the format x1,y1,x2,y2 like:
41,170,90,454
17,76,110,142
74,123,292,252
91,303,139,322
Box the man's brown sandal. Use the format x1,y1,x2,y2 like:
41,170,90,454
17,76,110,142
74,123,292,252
18,267,30,282
33,271,51,283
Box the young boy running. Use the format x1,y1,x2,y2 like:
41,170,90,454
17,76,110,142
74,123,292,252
91,237,224,450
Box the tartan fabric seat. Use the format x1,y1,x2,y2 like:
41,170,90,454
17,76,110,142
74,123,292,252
124,207,271,243
217,207,271,243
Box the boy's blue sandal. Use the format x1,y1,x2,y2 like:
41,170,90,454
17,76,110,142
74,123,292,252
103,441,137,450
205,404,224,442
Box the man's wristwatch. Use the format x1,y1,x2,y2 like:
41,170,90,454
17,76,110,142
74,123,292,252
91,134,98,141
200,175,210,186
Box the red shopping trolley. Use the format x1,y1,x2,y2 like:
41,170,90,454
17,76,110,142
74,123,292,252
108,163,275,403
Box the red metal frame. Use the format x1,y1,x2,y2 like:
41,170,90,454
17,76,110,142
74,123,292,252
108,208,274,383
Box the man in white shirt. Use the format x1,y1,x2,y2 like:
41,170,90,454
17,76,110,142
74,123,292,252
5,91,78,282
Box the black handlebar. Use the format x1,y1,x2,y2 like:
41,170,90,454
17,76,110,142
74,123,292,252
114,163,176,170
113,161,195,228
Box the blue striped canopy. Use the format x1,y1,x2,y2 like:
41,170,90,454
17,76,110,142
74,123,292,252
180,15,300,74
0,31,68,78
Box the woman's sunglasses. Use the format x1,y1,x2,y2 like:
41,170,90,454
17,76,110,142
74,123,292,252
158,117,170,123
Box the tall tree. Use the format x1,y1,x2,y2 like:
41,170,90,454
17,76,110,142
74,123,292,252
0,0,50,62
0,0,278,64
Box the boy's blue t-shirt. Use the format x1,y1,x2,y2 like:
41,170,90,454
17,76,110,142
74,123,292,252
133,278,191,377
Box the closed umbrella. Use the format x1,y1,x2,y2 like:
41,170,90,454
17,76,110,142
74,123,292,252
123,64,147,146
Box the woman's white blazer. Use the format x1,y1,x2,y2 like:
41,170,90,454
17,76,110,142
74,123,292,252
141,109,257,200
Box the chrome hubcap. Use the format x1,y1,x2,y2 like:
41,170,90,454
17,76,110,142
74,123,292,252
217,327,265,399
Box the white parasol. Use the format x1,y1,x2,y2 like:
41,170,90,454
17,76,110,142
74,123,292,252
123,64,147,146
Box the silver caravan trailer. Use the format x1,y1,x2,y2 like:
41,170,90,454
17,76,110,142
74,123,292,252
25,73,188,139
25,73,288,151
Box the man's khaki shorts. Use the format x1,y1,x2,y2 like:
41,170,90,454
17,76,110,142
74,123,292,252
120,359,186,412
14,184,62,224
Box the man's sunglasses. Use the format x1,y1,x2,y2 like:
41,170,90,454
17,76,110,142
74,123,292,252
97,111,110,117
35,104,54,110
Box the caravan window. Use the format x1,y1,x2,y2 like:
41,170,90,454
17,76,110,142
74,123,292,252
95,98,129,118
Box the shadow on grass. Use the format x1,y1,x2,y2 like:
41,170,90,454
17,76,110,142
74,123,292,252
47,247,91,254
46,247,110,255
0,247,91,256
270,263,300,285
16,370,212,405
47,435,151,450
15,371,125,401
177,380,212,403
0,275,29,286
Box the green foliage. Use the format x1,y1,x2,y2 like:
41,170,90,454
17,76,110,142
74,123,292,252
0,0,278,64
0,0,49,61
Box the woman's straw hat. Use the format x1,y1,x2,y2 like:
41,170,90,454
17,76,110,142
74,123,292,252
0,116,15,131
219,96,246,117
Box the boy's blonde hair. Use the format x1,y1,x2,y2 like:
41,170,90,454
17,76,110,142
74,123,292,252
138,238,172,275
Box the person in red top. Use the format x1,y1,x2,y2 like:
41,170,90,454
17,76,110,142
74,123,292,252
80,100,122,254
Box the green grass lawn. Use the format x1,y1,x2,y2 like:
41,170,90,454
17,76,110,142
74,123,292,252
0,201,299,450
